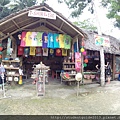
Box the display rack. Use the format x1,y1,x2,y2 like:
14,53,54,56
2,60,20,84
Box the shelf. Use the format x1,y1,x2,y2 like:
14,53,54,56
2,60,20,63
6,74,19,77
4,67,19,70
63,68,76,70
63,62,75,64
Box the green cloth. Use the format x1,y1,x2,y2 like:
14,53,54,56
36,32,43,46
64,35,71,49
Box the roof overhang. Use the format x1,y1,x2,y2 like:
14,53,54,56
0,3,87,42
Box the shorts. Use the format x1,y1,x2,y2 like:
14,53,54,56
106,75,111,78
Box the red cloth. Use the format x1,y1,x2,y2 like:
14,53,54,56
36,47,42,56
55,48,62,56
18,46,24,55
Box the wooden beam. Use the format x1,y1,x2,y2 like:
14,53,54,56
0,19,42,41
46,21,65,34
60,21,64,29
44,7,84,37
12,20,20,29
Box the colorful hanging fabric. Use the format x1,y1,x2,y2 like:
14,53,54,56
16,32,22,45
74,42,77,52
17,46,24,55
58,34,64,48
43,48,48,56
62,49,67,56
31,32,37,46
20,32,27,47
36,32,43,46
56,48,62,56
75,52,81,72
47,33,54,48
42,32,48,48
64,35,71,49
24,47,30,57
30,47,36,56
53,33,59,48
25,32,32,46
36,47,42,56
7,38,12,55
49,48,54,56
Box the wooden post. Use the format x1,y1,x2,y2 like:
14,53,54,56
113,54,116,80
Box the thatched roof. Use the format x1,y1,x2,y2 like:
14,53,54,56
0,3,87,42
84,30,120,55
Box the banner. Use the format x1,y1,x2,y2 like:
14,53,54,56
28,10,56,20
75,52,81,72
94,34,110,47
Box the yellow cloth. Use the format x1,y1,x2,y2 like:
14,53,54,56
62,49,67,56
30,47,36,56
59,34,64,48
25,32,32,46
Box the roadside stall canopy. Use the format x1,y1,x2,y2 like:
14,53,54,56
0,3,87,42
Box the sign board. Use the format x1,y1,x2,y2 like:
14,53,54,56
94,34,110,47
28,10,56,20
75,52,81,72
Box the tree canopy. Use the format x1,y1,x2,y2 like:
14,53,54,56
101,0,120,28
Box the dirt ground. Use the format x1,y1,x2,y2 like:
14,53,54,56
0,78,120,115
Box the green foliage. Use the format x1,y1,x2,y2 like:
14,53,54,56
73,19,97,31
101,0,120,28
0,0,11,19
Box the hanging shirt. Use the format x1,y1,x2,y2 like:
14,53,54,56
53,33,59,48
56,48,62,56
18,46,24,55
20,32,27,47
36,32,43,47
24,47,30,57
30,47,36,56
43,48,48,56
47,33,54,48
36,47,42,56
62,49,67,56
42,32,48,48
74,42,77,52
49,48,55,56
31,32,37,46
64,35,71,49
59,34,64,48
25,32,32,46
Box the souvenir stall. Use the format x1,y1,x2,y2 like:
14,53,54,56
15,31,73,81
0,3,87,85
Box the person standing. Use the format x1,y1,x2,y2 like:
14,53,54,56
105,62,112,84
0,62,6,85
